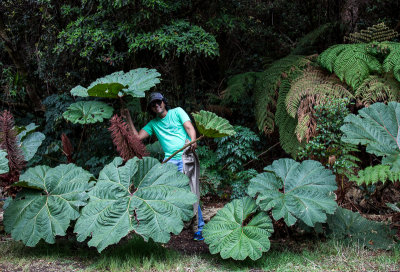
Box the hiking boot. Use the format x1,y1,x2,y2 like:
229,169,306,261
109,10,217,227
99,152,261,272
193,231,204,241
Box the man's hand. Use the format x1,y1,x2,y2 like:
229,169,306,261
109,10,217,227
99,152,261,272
190,141,197,152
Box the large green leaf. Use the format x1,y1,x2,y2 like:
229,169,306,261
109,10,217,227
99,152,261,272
19,132,45,161
248,158,337,227
327,207,396,249
16,123,45,161
0,149,9,174
70,68,161,98
75,157,197,252
203,197,273,261
341,102,400,171
192,110,236,138
63,101,113,124
3,164,93,246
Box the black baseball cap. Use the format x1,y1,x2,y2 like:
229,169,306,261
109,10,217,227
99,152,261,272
148,92,164,105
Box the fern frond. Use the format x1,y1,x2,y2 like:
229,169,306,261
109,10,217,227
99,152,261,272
345,23,399,43
382,42,400,82
275,71,305,157
222,72,261,104
292,23,336,55
349,164,400,185
285,68,352,142
318,44,348,73
319,43,382,90
355,75,400,106
255,55,311,134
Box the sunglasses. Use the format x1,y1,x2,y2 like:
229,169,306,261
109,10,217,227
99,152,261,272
150,100,162,107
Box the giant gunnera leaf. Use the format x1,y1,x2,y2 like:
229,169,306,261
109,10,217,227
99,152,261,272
203,197,273,261
63,101,113,124
75,157,197,253
3,164,93,246
192,110,236,138
327,207,396,249
70,68,161,98
0,149,9,174
341,102,400,171
248,158,337,227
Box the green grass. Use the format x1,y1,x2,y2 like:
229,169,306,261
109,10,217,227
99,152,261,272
0,235,398,272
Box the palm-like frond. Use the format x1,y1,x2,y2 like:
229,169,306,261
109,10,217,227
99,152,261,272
285,68,352,142
319,44,382,89
254,55,311,134
382,42,400,82
355,75,400,106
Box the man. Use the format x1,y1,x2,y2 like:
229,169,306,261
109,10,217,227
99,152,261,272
131,92,204,241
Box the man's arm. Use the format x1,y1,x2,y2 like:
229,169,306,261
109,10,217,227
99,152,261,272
121,109,150,140
183,120,197,150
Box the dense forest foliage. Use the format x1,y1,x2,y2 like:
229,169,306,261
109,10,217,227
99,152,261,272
1,0,400,261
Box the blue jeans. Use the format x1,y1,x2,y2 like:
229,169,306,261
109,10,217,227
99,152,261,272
167,159,204,232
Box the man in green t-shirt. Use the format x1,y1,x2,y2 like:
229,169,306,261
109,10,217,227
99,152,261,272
131,92,204,241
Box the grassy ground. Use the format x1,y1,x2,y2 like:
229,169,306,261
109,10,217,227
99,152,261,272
0,235,399,272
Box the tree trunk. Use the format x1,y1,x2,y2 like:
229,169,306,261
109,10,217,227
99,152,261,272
340,0,370,31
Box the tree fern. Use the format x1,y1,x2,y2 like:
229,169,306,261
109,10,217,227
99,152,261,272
254,55,311,134
349,164,400,186
285,68,352,142
355,75,400,106
274,70,304,157
382,42,400,82
344,23,399,43
318,44,382,89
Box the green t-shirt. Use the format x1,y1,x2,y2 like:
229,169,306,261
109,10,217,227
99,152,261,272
143,107,192,160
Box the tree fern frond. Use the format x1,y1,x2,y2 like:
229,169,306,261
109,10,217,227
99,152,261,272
286,68,352,118
222,72,261,104
382,42,400,82
255,55,311,134
318,44,348,73
349,164,400,185
355,75,400,106
345,23,399,43
334,44,381,89
319,44,382,90
275,71,305,157
285,68,352,142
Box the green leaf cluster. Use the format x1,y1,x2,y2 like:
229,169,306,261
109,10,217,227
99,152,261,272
203,158,338,261
4,164,93,246
349,164,400,186
298,98,359,177
248,158,337,227
75,157,197,252
203,197,273,261
215,125,259,172
341,101,400,171
4,157,197,252
327,207,396,249
318,42,400,89
129,20,219,59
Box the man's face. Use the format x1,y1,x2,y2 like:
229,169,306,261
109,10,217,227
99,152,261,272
150,99,166,116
